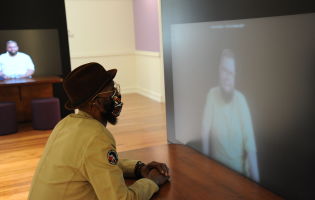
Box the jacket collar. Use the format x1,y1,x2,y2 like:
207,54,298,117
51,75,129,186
73,110,94,119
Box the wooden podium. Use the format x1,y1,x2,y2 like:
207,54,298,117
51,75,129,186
0,76,62,122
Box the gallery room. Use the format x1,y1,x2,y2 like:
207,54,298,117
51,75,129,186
0,0,314,199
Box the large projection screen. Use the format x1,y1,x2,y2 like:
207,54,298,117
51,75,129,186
162,1,315,199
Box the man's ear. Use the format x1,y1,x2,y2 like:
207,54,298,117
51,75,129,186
94,98,106,112
89,99,99,109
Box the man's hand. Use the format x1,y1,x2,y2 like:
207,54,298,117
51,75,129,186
25,69,34,77
141,161,169,177
147,169,170,186
3,75,11,80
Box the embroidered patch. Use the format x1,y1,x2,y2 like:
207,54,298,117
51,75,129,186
107,150,118,165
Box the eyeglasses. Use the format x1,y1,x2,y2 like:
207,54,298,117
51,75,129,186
90,82,120,102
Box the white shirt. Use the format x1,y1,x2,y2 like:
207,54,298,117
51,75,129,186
0,52,35,78
201,87,256,175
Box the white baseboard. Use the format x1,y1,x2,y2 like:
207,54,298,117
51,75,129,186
121,87,138,94
134,50,160,57
121,87,163,102
136,87,162,102
71,50,160,59
70,50,134,58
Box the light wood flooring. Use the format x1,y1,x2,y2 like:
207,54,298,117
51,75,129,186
0,94,167,200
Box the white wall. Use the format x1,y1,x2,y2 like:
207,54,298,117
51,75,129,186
65,0,135,55
133,0,165,102
65,0,165,101
135,51,164,102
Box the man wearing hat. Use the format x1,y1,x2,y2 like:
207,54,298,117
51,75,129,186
28,62,170,200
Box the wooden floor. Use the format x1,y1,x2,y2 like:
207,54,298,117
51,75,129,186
0,94,167,200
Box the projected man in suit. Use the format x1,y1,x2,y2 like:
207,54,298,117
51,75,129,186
0,40,35,79
201,49,260,182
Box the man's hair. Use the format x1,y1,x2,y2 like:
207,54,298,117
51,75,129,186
6,40,18,46
220,49,235,64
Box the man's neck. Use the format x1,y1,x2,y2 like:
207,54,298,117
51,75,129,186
8,52,18,57
79,109,107,127
219,87,235,103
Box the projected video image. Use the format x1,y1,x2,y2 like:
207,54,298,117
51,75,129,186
201,49,259,181
0,29,62,80
0,40,35,79
170,12,315,193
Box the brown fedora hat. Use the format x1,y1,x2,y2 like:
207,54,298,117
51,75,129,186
63,62,117,110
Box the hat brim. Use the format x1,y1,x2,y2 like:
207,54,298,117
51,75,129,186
64,69,117,110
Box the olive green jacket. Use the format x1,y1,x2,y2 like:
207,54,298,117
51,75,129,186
28,111,158,200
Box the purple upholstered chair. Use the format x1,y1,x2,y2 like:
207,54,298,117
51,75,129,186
31,97,61,130
0,102,17,135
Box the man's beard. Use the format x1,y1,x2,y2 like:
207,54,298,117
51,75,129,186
8,51,17,56
101,101,118,125
101,111,118,125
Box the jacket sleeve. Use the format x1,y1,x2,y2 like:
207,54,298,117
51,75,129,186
82,136,159,200
118,159,139,178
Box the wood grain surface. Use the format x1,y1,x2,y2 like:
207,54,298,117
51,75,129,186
0,76,62,122
0,76,62,86
121,144,283,200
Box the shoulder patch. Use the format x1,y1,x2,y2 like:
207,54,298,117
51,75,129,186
107,149,119,165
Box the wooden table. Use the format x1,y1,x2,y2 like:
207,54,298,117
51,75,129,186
0,76,62,122
120,144,283,200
